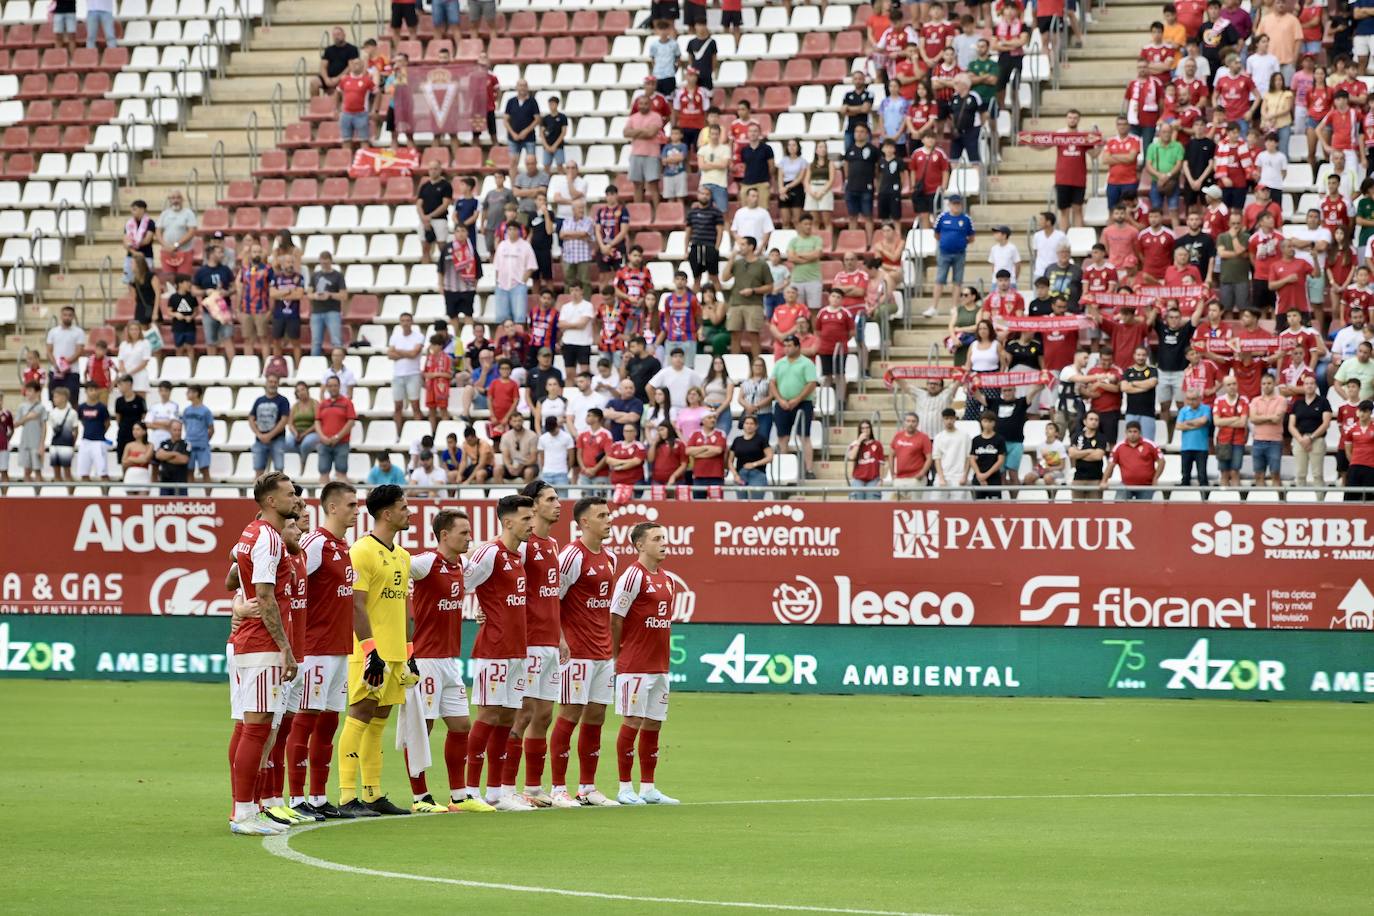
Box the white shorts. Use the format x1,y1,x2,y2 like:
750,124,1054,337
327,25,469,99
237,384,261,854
76,438,107,477
523,645,562,702
232,662,285,715
614,672,670,722
414,656,470,719
1357,35,1374,59
391,373,421,402
275,671,304,728
227,643,240,720
298,654,349,712
472,656,526,710
561,657,615,706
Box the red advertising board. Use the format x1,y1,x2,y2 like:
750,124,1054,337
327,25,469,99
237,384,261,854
1,499,1371,631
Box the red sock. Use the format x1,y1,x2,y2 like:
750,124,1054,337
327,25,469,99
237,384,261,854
308,711,339,798
549,717,575,787
269,716,291,800
615,724,638,782
286,712,315,800
501,733,523,787
444,731,468,794
485,726,510,793
228,722,244,811
579,722,603,787
233,722,271,804
523,737,547,788
405,748,429,798
466,720,493,791
637,729,659,783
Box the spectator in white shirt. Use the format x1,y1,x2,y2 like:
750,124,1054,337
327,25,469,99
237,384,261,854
547,161,588,221
729,187,775,251
1031,211,1069,281
558,285,596,372
536,416,575,485
647,348,704,421
931,407,972,499
409,449,448,495
145,381,182,451
388,311,426,435
322,347,358,397
564,370,608,434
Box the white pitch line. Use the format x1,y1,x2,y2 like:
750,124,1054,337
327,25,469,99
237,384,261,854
264,819,947,916
262,792,1372,914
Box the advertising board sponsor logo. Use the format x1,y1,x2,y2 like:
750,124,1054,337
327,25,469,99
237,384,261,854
892,510,1134,560
1190,511,1374,560
713,506,841,558
840,662,1020,689
699,633,818,685
1331,580,1374,630
665,570,696,623
148,567,235,616
73,501,223,554
596,505,696,557
1019,575,1259,628
1158,638,1285,692
0,622,76,672
836,576,975,625
770,575,823,625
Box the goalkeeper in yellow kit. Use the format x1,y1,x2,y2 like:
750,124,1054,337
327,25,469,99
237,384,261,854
337,484,418,817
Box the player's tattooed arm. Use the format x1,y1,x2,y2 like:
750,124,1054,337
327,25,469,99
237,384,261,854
255,581,297,680
224,563,240,593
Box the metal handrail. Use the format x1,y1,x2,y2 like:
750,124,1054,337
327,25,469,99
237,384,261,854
212,140,227,203
354,2,367,47
6,479,1369,501
76,178,93,242
14,256,40,306
246,111,260,178
293,56,309,118
369,0,381,42
187,166,200,213
270,83,284,147
98,255,114,322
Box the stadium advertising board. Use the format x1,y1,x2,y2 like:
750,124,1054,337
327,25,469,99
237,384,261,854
1,617,1370,702
2,498,1370,632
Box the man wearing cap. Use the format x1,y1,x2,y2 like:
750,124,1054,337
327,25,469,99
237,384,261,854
525,347,563,407
927,195,974,319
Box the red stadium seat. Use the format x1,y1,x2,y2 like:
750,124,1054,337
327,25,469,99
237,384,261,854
285,149,319,177
304,95,336,122
281,123,313,149
265,207,296,231
6,24,34,47
541,11,568,33
254,149,288,178
817,58,849,84
221,180,256,207
11,49,40,72
456,39,482,58
626,203,652,228
832,31,863,58
603,10,630,32
419,147,450,169
319,176,351,204
321,147,352,175
580,36,608,59
199,208,230,234
285,178,318,205
633,231,663,258
112,297,135,324
506,12,537,36
70,47,100,72
781,60,813,87
396,40,423,61
547,37,577,62
23,101,55,125
653,201,685,230
88,99,115,122
452,146,482,171
516,37,546,61
0,153,34,179
32,125,60,150
53,100,86,125
102,47,130,70
39,48,69,72
352,176,383,201
17,74,48,100
569,10,599,35
82,71,111,96
313,121,341,147
834,229,867,254
346,294,379,322
728,87,759,110
487,37,515,63
52,73,80,98
382,176,413,204
761,86,794,114
423,39,453,62
254,176,286,204
752,61,781,85
800,32,831,59
230,208,263,232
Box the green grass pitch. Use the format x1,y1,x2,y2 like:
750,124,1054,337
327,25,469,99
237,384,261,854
6,682,1372,915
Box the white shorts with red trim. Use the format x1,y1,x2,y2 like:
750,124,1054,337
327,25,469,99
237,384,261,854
231,661,285,716
614,672,670,722
274,670,304,728
472,657,526,710
561,657,615,706
523,645,562,702
227,643,240,720
414,657,470,719
298,654,349,713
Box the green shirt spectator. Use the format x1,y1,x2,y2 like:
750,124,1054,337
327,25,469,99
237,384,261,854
1358,193,1374,249
728,256,773,309
787,233,823,285
968,57,998,105
771,351,818,403
1217,230,1251,285
1146,138,1185,180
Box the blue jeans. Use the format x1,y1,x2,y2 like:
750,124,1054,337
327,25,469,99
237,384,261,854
542,471,569,486
850,478,882,500
1251,439,1282,477
936,250,966,285
286,430,320,460
1131,124,1155,152
317,440,350,475
736,467,768,499
1149,180,1180,213
749,411,773,444
542,147,566,168
86,10,117,47
1121,488,1154,500
1124,413,1156,443
1106,182,1136,211
1179,449,1209,487
508,139,536,159
252,436,286,472
310,310,344,356
704,183,728,213
493,285,529,324
431,0,461,26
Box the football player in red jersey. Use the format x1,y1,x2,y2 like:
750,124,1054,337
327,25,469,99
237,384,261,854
225,472,298,835
502,480,570,807
256,504,308,827
550,496,620,807
610,522,680,806
284,481,359,821
407,508,495,813
462,494,536,811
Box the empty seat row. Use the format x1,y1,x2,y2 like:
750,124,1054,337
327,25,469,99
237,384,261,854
0,179,112,209
0,208,89,239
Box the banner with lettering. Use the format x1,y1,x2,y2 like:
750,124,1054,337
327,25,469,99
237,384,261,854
2,499,1369,632
409,63,487,135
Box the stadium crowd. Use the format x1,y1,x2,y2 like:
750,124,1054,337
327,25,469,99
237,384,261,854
5,0,1374,499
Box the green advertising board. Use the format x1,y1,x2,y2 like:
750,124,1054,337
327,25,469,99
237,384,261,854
2,618,1371,701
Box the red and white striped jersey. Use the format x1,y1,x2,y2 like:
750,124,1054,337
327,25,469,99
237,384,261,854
410,549,465,660
466,539,527,660
300,527,356,657
558,540,618,660
230,519,285,658
610,560,676,675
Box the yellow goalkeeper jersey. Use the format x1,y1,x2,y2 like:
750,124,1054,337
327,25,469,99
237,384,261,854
348,534,411,662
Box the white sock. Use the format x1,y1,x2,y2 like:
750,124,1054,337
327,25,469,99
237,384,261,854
503,783,516,794
289,796,305,807
640,782,655,795
619,781,634,794
309,795,327,807
413,793,429,804
466,787,481,800
525,785,541,793
451,789,465,803
264,796,283,807
579,784,594,795
234,801,257,820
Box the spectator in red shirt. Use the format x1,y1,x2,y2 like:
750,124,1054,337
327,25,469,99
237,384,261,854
647,421,688,490
1247,209,1285,312
1212,374,1250,486
814,290,857,384
1025,109,1100,229
1085,344,1125,445
1269,239,1314,316
1092,302,1155,371
487,359,522,435
336,58,374,155
889,411,933,497
606,422,647,495
1343,399,1374,500
846,419,886,499
314,375,357,484
1102,420,1165,499
685,410,727,497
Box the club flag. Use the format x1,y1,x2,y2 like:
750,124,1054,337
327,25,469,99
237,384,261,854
410,63,487,136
